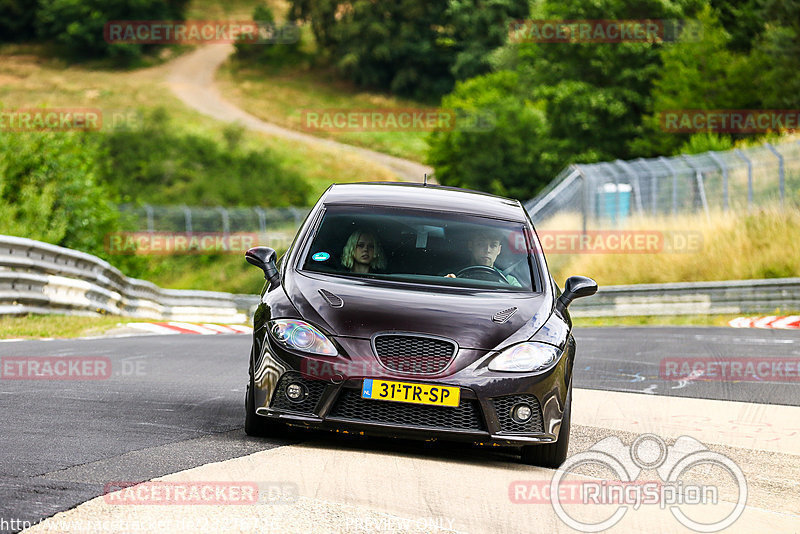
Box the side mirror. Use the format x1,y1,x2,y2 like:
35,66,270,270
245,247,280,287
557,275,598,310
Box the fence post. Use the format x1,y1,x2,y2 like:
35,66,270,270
707,151,728,211
144,204,154,233
182,206,193,234
636,158,658,216
254,208,267,235
579,166,589,234
216,207,230,237
615,160,645,215
289,207,305,227
735,149,753,208
765,143,785,204
681,156,709,218
659,157,679,216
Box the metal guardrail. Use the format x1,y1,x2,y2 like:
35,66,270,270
0,235,260,323
569,277,800,317
2,235,794,322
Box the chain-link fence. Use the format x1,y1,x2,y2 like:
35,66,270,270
118,205,310,234
121,139,800,235
524,139,800,229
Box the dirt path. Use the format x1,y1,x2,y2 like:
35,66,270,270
166,44,433,181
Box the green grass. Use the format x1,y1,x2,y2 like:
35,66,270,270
140,254,267,294
0,43,396,199
217,59,432,162
0,314,125,339
0,34,395,292
571,314,773,328
186,0,267,19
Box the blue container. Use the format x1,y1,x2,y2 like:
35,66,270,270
598,183,631,224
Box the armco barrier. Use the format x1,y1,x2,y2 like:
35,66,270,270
569,277,800,317
1,235,795,321
0,235,260,323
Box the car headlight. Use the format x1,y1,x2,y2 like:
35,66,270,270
268,319,337,356
488,342,560,372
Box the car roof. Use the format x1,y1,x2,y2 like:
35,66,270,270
322,182,527,221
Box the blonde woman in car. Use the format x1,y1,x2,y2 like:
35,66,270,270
341,230,387,274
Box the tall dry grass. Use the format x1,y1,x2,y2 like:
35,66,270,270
547,205,800,285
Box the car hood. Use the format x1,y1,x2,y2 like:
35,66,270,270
283,271,552,350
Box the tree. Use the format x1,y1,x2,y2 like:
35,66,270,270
0,132,121,258
751,0,800,108
287,0,529,100
427,70,560,199
632,5,764,156
0,0,39,41
510,0,697,164
35,0,189,61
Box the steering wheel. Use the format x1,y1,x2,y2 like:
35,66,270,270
455,265,510,284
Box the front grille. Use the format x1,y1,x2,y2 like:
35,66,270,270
329,388,485,431
373,334,456,374
270,372,327,415
492,394,544,434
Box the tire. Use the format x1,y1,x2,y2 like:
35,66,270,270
244,375,290,438
520,382,572,468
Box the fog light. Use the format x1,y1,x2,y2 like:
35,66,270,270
285,382,306,402
511,404,533,423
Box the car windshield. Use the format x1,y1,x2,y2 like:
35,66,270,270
300,205,539,291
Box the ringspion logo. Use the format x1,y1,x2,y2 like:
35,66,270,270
512,434,747,532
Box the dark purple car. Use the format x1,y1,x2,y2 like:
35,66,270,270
244,182,597,467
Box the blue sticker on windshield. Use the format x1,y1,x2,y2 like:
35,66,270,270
312,252,330,262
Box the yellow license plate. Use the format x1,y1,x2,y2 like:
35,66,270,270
361,379,460,407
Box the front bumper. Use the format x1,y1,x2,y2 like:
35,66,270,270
253,351,570,447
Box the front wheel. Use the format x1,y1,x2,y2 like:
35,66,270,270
520,382,572,468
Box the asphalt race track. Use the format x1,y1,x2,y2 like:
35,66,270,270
1,327,799,533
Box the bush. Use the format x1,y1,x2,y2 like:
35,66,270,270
0,0,39,41
234,4,306,68
288,0,528,100
0,132,121,258
97,109,311,206
679,133,734,155
427,71,560,200
35,0,188,61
